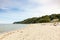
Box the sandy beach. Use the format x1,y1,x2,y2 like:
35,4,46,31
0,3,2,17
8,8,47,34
0,23,60,40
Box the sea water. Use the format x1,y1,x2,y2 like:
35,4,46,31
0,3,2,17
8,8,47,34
0,24,27,33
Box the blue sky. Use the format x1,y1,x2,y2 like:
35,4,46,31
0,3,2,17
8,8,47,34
0,0,60,24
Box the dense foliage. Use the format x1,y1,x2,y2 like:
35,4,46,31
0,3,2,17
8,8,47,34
13,14,60,24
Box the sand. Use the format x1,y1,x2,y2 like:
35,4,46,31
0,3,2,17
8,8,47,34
0,23,60,40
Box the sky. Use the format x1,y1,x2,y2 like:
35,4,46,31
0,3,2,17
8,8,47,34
0,0,60,24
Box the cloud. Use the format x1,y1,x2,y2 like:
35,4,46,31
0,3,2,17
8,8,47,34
0,0,37,13
28,0,60,13
0,8,6,13
0,0,60,23
10,7,25,12
0,7,25,13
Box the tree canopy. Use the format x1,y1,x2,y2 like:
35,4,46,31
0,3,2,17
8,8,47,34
13,14,60,24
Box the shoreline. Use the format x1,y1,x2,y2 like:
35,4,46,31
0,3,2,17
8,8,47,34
0,23,60,40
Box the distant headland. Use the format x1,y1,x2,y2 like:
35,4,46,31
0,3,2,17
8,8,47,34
13,14,60,24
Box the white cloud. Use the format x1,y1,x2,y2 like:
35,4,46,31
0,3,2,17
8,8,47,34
0,0,60,23
28,0,60,14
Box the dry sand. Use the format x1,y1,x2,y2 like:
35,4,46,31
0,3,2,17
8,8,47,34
0,23,60,40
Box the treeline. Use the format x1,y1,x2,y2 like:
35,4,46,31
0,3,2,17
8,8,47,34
13,14,60,24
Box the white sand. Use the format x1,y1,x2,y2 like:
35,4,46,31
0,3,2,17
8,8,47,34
0,23,60,40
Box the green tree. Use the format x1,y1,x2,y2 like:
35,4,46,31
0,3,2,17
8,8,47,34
13,14,60,24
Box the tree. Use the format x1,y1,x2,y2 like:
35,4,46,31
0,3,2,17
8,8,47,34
13,14,60,24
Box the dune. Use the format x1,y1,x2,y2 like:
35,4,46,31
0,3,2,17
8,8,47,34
0,23,60,40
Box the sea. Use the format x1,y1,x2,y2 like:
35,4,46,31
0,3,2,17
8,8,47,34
0,24,27,33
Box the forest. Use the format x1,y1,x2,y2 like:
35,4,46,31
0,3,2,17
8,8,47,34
13,14,60,24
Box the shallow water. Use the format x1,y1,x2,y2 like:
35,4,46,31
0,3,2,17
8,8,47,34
0,24,27,33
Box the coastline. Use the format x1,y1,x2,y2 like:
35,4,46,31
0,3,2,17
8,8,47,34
0,23,60,40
